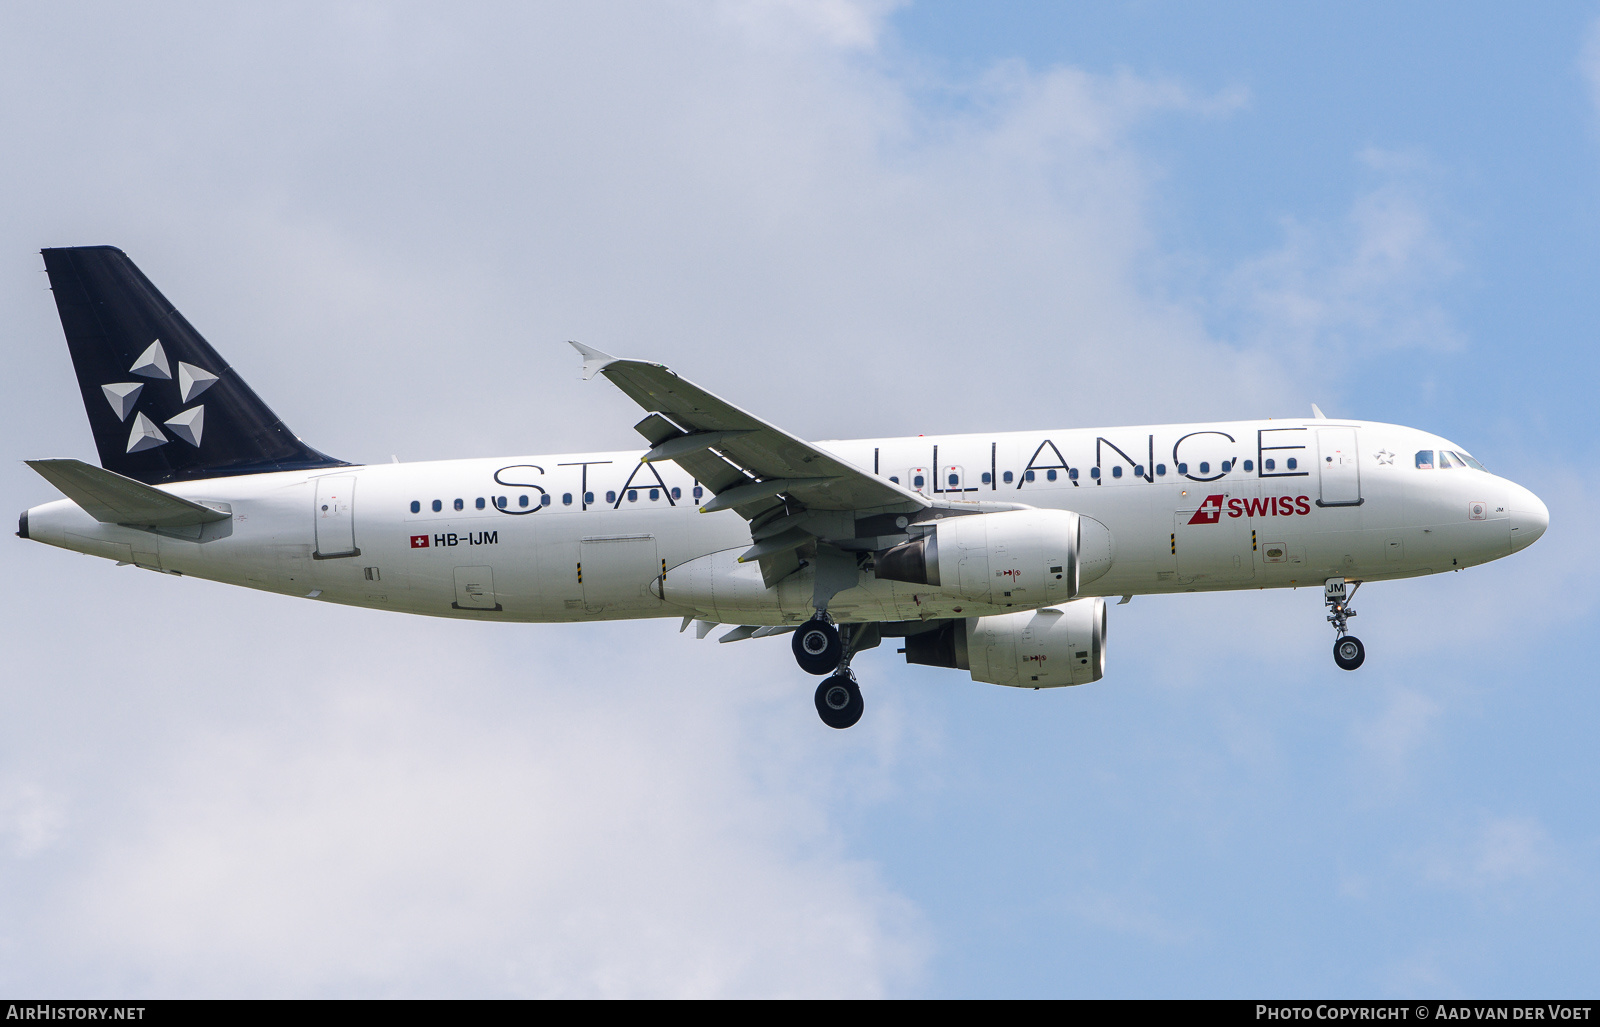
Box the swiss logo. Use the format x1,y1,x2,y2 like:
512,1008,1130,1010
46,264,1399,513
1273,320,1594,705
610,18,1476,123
410,535,430,548
1187,495,1225,525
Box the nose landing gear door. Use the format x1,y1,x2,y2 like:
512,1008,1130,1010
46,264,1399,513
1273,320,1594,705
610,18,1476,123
314,475,360,559
1316,429,1363,507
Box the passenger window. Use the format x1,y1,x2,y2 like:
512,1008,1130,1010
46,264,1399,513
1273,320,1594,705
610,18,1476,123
947,474,959,486
1177,463,1188,474
453,498,464,511
1243,460,1253,471
410,501,420,514
981,472,991,484
606,491,616,503
1265,459,1275,471
541,494,552,506
475,497,485,510
584,491,595,505
1047,469,1058,481
890,476,900,484
1068,468,1078,480
1112,466,1123,478
1287,458,1298,470
649,488,659,501
692,486,703,499
1415,450,1434,470
562,493,573,506
519,495,529,507
1199,462,1210,474
1002,471,1013,483
1088,468,1099,479
1025,470,1035,482
1156,464,1166,476
628,489,638,502
672,487,681,499
1134,464,1144,476
497,496,508,509
913,475,925,488
431,500,442,513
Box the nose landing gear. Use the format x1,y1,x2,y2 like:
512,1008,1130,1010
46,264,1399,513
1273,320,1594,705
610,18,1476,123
1325,577,1365,671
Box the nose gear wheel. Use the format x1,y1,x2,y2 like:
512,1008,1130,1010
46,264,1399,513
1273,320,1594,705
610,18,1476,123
1333,635,1366,671
1324,577,1366,671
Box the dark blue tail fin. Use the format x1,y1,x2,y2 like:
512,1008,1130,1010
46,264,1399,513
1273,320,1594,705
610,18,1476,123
41,246,349,485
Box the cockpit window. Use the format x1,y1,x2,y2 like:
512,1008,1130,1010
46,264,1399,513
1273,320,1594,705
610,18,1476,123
1457,451,1487,471
1439,450,1466,470
1415,450,1434,470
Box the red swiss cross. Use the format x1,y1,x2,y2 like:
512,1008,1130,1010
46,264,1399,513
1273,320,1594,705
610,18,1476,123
1187,495,1225,525
410,534,430,548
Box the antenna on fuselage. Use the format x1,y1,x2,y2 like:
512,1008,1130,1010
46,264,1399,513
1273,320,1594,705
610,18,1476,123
1311,404,1328,419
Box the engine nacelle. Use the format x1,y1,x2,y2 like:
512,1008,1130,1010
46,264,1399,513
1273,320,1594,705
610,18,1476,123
875,509,1111,607
903,598,1107,688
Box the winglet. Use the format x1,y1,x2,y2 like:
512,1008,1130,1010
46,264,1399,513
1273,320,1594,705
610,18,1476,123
569,340,620,381
1311,403,1328,419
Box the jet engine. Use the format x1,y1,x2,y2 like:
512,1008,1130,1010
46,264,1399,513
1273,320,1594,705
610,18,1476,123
874,509,1111,607
901,598,1107,688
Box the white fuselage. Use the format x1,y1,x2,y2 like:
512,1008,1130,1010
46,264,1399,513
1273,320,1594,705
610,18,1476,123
23,418,1545,626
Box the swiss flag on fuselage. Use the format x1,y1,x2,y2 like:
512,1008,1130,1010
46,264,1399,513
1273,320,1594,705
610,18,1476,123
410,535,430,548
1187,495,1225,525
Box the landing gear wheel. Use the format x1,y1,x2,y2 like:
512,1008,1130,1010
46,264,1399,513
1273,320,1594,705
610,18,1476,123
814,674,864,729
1333,635,1365,671
793,617,842,675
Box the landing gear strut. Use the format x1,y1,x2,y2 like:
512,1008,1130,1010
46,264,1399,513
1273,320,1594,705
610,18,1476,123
1325,578,1365,671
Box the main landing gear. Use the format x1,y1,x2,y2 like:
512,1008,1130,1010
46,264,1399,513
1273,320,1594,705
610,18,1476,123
1325,577,1365,671
793,617,842,675
794,614,868,729
815,674,863,730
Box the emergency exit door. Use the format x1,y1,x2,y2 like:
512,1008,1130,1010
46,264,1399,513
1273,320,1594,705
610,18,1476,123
313,476,359,559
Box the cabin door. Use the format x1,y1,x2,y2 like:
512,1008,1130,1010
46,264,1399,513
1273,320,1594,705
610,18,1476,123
314,476,359,559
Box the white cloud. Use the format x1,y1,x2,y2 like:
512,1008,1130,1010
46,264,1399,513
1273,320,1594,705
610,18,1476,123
1422,815,1563,898
1582,16,1600,117
0,611,926,997
0,782,65,858
1226,148,1463,388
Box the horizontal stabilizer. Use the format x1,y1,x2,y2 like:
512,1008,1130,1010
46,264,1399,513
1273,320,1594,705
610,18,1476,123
26,458,229,528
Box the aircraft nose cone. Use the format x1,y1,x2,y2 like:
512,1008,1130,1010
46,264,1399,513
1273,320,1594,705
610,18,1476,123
1508,483,1548,552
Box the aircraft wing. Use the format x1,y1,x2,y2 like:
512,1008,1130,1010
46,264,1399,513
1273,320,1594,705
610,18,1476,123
572,342,928,520
572,342,930,588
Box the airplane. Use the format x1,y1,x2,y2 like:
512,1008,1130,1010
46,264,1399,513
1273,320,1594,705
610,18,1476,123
18,246,1550,729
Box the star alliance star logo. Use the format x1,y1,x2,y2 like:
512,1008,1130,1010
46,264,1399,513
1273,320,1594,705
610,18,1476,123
100,340,218,453
1374,448,1395,465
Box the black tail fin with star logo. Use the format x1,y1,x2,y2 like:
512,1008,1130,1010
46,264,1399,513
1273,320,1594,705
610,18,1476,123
41,246,349,486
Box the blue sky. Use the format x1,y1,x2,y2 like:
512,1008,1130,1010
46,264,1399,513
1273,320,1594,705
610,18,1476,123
0,1,1595,997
